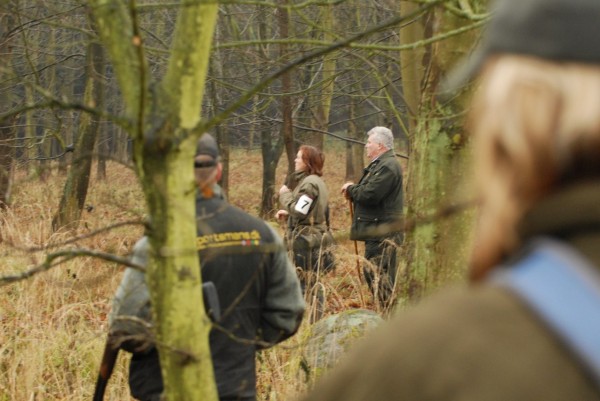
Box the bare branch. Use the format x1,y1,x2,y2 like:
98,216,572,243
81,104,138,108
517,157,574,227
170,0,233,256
0,220,146,253
0,248,145,287
200,0,446,134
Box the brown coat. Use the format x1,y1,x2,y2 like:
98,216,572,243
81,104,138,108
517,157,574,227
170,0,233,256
300,182,600,401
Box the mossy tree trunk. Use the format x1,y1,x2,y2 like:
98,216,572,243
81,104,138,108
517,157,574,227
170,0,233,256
400,3,483,298
91,1,219,400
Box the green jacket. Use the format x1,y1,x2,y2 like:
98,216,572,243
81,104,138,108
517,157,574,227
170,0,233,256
280,172,329,233
347,150,403,241
300,182,600,401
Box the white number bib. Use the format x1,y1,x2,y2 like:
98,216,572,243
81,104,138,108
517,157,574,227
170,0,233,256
294,194,314,215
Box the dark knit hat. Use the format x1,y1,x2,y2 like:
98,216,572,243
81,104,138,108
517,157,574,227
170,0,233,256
441,0,600,94
196,133,219,159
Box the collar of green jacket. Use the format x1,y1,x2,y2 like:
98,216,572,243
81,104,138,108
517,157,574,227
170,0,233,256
518,181,600,268
371,149,395,163
286,170,308,190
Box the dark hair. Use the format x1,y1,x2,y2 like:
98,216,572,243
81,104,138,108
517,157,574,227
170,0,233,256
299,145,324,177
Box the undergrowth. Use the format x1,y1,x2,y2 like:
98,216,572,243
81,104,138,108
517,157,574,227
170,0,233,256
0,147,383,400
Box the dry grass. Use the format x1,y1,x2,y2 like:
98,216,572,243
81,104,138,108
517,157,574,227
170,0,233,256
0,146,384,401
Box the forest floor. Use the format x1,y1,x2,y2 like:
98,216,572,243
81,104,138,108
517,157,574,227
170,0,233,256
0,145,392,400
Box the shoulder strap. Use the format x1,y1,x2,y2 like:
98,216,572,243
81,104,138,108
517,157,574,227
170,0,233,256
489,238,600,387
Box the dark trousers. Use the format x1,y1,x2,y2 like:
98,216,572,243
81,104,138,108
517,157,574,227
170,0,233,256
294,249,325,322
129,348,255,401
129,348,163,401
364,235,400,308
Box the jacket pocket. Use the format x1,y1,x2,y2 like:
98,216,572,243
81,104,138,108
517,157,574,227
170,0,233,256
350,216,381,241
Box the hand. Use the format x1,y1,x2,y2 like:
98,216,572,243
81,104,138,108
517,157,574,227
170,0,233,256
275,210,289,220
279,185,290,195
341,182,353,199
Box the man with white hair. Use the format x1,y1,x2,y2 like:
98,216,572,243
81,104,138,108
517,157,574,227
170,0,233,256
341,126,403,309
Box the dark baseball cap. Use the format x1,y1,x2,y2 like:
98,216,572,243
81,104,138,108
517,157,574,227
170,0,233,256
441,0,600,95
196,133,219,159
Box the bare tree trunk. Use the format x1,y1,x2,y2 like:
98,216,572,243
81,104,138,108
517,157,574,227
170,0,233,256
113,125,129,164
209,46,229,194
52,42,103,232
344,80,364,183
277,0,296,176
94,46,107,180
39,129,52,182
0,10,15,208
309,3,336,151
24,85,36,176
96,128,108,180
0,120,15,209
261,127,284,218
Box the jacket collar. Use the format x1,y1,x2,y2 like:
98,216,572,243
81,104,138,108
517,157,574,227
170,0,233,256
197,184,226,201
366,149,394,169
520,181,600,238
518,181,600,267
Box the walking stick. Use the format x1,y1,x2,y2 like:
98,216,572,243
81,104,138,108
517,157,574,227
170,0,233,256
93,337,119,401
348,199,363,284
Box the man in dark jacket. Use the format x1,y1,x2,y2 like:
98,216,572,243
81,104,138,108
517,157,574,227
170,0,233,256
110,134,305,401
341,126,403,309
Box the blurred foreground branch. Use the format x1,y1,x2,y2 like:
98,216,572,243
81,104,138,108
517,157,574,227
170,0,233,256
0,248,144,287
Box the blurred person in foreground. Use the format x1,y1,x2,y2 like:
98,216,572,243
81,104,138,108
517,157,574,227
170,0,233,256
341,126,403,310
300,0,600,399
109,134,305,401
276,145,335,319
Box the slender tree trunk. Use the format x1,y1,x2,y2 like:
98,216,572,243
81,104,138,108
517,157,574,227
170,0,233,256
261,127,284,218
114,125,129,164
277,0,295,175
52,42,103,232
0,10,15,207
39,28,57,182
96,128,108,180
345,88,364,182
24,85,35,175
58,116,73,173
309,3,336,151
0,120,15,209
94,45,107,180
209,47,229,194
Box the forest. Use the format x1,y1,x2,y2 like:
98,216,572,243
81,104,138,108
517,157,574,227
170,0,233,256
0,0,488,399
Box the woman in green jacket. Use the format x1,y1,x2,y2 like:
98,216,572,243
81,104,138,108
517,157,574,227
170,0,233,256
276,145,334,317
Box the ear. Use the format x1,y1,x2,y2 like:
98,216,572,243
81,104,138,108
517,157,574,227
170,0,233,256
216,162,223,182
